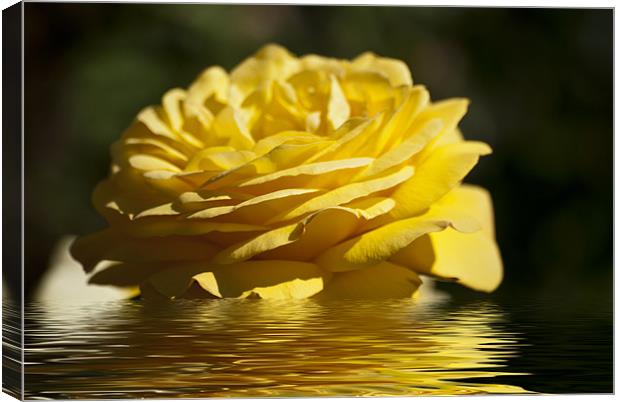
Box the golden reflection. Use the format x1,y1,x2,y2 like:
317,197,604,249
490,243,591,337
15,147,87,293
25,298,530,398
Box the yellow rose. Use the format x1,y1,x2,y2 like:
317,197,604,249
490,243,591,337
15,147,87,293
71,44,502,300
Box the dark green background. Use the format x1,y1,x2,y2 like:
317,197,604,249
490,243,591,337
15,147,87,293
23,5,612,301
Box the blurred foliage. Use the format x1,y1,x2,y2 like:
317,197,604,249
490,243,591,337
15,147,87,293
23,5,612,299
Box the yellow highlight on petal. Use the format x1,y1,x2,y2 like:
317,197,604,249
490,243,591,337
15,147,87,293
327,75,351,130
271,164,413,223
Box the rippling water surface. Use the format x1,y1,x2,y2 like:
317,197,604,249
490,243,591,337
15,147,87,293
23,294,612,398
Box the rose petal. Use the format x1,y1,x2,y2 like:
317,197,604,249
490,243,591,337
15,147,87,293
327,75,350,130
352,52,413,86
397,229,503,293
257,198,394,262
269,164,413,223
127,219,267,237
237,157,373,188
229,44,300,106
212,106,256,150
135,106,179,141
314,262,421,300
315,187,483,272
144,260,329,299
192,260,329,299
128,154,182,172
367,86,430,154
71,230,220,273
390,141,492,219
412,98,469,154
357,118,442,179
214,198,396,264
184,66,229,120
391,185,502,292
188,188,321,223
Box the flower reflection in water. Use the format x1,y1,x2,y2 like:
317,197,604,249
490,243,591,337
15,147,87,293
25,297,529,398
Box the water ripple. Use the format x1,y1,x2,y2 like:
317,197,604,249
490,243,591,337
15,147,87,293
23,298,538,398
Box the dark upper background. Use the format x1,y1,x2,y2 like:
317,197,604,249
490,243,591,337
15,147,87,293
20,5,612,301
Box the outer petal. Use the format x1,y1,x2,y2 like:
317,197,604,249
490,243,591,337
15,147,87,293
133,107,180,142
252,131,322,155
237,157,373,190
314,262,421,300
215,199,395,264
187,188,321,224
356,118,442,179
88,261,166,288
444,184,496,237
212,222,303,264
126,219,267,237
390,141,492,219
70,230,220,273
141,170,215,195
192,261,329,299
92,171,171,221
177,190,247,209
257,207,365,261
269,165,413,223
428,229,502,292
391,185,502,292
128,154,182,172
185,148,255,172
315,188,482,272
119,137,189,167
198,142,332,190
410,98,469,156
134,202,180,219
145,260,329,299
306,116,383,162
